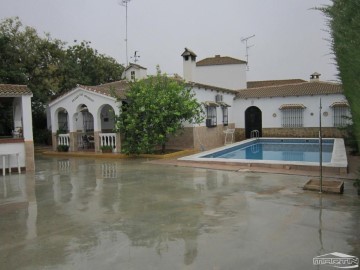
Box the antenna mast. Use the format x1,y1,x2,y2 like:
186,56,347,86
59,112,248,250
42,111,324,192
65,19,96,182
241,34,255,71
119,0,132,66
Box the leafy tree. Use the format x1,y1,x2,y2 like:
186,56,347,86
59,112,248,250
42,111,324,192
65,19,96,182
0,17,124,143
320,0,360,152
116,68,204,154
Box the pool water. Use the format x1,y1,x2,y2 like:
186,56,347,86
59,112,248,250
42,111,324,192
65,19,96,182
202,139,334,162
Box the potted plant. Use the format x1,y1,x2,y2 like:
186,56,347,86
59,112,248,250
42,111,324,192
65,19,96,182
101,145,113,153
57,145,69,152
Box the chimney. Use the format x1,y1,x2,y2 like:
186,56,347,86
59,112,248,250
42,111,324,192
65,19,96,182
181,48,197,81
310,72,321,82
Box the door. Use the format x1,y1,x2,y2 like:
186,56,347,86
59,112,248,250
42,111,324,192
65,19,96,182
245,106,262,138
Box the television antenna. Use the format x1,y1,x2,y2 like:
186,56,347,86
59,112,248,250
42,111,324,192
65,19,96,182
130,51,140,63
241,34,255,71
118,0,132,66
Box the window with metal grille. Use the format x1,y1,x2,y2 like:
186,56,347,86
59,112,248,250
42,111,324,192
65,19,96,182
333,106,350,127
281,108,304,127
222,107,228,126
206,106,217,127
131,71,135,80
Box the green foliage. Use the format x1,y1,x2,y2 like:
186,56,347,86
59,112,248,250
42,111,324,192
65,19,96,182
101,145,113,151
0,17,124,140
320,0,360,151
57,145,69,152
116,68,204,154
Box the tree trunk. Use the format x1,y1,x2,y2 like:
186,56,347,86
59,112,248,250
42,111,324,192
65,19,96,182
161,143,166,154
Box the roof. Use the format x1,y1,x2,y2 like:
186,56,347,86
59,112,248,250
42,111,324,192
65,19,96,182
189,81,238,95
236,81,343,99
0,84,32,97
124,63,147,71
247,79,307,88
181,47,197,57
330,101,349,107
78,81,129,100
279,104,306,110
50,80,129,104
196,55,246,66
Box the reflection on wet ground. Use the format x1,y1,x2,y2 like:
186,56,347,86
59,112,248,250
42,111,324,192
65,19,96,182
0,156,359,270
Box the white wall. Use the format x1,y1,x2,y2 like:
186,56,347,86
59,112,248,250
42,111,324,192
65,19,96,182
48,88,119,133
194,64,247,90
0,143,26,169
233,93,348,128
183,87,236,127
124,66,147,81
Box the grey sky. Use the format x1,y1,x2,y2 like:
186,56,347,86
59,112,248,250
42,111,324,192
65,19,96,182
0,0,337,83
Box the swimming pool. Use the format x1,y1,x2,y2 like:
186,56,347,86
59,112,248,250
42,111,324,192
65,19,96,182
179,138,348,174
202,138,333,162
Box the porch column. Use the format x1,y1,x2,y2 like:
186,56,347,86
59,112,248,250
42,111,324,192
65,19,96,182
115,133,121,153
21,95,35,171
69,132,77,152
94,131,100,153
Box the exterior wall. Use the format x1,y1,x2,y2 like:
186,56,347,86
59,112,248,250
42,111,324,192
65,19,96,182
191,87,236,127
166,123,235,150
194,64,247,90
49,88,118,133
0,141,26,170
124,67,147,81
233,93,349,129
235,127,345,141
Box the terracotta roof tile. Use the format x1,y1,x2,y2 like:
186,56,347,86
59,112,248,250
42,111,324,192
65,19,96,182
0,84,32,96
189,81,238,94
236,81,343,99
80,81,129,100
247,79,306,88
196,55,246,66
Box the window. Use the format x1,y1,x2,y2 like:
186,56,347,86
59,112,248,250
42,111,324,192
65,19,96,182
131,71,135,80
333,106,350,127
206,106,217,127
281,108,304,127
222,107,228,126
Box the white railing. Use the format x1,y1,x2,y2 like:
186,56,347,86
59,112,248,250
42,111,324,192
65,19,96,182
99,133,117,150
58,134,70,146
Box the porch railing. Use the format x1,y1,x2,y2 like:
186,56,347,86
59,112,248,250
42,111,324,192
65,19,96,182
58,134,70,146
99,133,117,151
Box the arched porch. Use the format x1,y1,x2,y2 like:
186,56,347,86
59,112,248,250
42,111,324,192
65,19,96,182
49,88,121,153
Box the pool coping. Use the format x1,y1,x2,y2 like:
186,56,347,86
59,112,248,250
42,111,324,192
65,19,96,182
178,138,348,175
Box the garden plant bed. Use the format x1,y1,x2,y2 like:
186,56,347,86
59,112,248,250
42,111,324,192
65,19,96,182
303,179,344,194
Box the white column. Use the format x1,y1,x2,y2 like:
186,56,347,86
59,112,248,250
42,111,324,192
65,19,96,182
21,95,33,140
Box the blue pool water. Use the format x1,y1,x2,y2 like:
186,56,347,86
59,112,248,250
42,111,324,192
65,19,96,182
202,139,334,162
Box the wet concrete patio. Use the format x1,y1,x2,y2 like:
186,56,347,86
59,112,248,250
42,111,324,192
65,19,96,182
0,155,359,270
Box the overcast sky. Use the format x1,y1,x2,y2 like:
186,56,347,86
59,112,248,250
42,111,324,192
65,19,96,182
0,0,338,82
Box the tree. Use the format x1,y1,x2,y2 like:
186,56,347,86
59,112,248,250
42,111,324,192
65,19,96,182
320,1,360,152
0,17,124,143
116,68,204,154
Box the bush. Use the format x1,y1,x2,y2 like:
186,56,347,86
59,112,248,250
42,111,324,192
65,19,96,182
57,145,69,152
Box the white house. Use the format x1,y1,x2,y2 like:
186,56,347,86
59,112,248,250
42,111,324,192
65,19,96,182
47,49,351,152
182,48,247,90
47,81,128,153
0,84,35,173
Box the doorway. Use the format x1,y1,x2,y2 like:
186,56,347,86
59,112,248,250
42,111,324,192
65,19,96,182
245,106,262,138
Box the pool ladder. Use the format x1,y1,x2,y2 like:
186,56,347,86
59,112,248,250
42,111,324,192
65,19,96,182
250,130,260,140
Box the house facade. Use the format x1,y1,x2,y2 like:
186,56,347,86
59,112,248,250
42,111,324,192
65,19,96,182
0,84,35,172
47,49,351,152
47,81,128,153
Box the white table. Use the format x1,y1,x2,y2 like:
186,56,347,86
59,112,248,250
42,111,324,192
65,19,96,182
1,153,21,176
